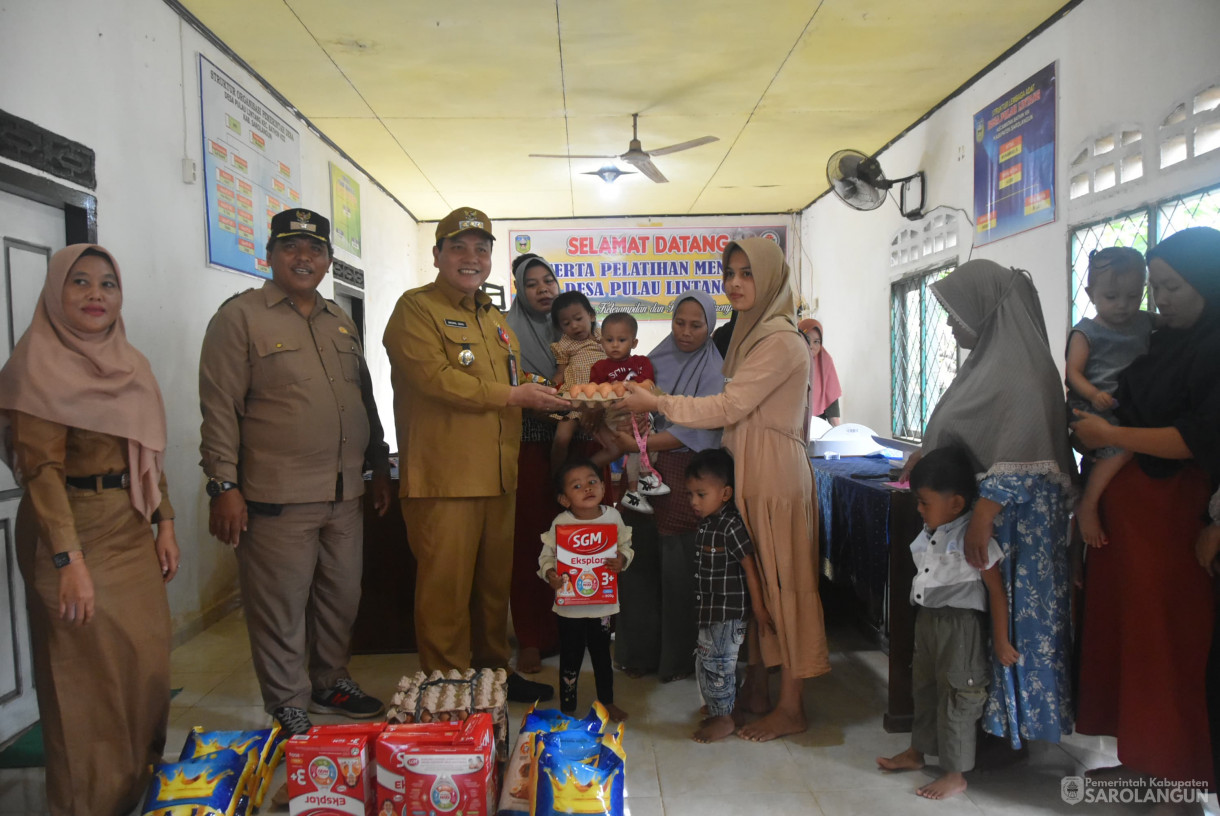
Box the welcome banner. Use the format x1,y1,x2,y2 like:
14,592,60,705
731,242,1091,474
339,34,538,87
509,224,787,320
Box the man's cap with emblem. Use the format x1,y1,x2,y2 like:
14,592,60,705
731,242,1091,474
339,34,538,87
270,208,331,248
435,207,495,242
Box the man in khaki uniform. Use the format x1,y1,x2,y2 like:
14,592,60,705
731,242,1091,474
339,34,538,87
383,207,567,701
199,208,393,736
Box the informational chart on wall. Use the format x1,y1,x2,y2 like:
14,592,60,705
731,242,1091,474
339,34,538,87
973,62,1057,246
199,55,301,278
329,163,362,256
508,225,787,320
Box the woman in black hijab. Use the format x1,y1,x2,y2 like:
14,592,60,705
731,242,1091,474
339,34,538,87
1074,226,1220,787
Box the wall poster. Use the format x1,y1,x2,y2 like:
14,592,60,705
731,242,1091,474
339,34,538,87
199,55,301,278
329,163,362,256
973,62,1057,246
508,225,787,321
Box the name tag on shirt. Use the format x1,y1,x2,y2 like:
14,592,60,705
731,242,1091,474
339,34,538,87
444,319,467,328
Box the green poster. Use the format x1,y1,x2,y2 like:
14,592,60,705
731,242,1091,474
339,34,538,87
329,163,362,256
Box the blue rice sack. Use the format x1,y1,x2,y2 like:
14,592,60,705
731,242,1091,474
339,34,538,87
497,702,610,815
140,748,255,816
528,724,625,816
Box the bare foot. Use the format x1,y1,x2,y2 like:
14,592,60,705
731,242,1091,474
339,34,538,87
1077,503,1108,548
661,672,692,683
604,703,629,722
737,708,807,742
516,646,542,674
699,704,709,716
877,747,925,772
692,714,736,743
917,771,967,800
619,666,649,679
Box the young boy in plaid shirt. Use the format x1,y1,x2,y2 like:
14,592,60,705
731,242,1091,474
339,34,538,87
685,448,773,743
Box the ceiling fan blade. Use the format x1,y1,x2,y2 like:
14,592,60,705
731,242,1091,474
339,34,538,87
646,135,719,157
529,153,620,159
624,154,668,184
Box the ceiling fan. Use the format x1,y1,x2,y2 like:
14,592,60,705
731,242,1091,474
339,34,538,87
530,114,718,184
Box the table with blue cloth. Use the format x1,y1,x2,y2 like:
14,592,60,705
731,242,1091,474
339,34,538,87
811,455,920,732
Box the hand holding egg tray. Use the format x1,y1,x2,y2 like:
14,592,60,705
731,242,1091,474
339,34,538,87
564,379,659,409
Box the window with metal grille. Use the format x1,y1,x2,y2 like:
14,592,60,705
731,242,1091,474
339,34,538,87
1158,184,1220,238
1069,209,1150,324
1069,182,1220,325
891,265,957,440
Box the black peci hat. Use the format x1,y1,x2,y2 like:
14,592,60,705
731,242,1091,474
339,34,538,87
269,208,330,247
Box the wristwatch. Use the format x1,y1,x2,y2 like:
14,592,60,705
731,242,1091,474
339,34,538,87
206,477,239,498
52,551,81,569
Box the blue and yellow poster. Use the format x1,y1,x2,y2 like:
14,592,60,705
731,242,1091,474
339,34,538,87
199,55,301,278
973,63,1057,246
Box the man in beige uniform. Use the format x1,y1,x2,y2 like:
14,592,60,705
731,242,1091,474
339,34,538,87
200,208,393,735
383,207,567,701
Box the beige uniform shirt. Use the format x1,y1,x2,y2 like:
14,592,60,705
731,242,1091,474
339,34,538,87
383,277,521,498
10,411,174,554
199,281,387,504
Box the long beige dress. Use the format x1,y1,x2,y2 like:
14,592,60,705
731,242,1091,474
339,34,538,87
658,331,830,678
12,411,173,816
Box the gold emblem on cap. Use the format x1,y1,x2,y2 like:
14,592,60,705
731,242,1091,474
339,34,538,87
296,210,312,222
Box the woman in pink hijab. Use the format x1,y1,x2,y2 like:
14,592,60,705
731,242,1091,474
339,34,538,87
0,244,176,815
799,318,843,428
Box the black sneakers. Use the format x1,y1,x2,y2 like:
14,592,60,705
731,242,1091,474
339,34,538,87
505,671,555,703
308,677,385,719
273,705,313,737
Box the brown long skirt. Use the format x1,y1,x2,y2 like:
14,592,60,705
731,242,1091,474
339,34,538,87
1076,461,1214,786
509,440,560,653
16,488,171,816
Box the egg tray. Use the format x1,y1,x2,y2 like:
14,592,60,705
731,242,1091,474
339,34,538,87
560,384,664,411
563,393,626,409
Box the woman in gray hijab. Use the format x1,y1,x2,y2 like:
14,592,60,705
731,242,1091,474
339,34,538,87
615,290,725,682
505,253,563,673
912,259,1075,752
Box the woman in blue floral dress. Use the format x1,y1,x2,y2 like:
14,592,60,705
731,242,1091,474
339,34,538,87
908,260,1076,747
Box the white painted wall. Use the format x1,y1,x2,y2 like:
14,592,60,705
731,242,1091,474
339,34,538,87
416,213,801,353
799,0,1220,436
0,0,420,638
6,0,1218,639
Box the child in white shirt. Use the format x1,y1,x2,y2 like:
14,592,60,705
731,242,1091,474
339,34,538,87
538,459,634,721
877,446,1018,800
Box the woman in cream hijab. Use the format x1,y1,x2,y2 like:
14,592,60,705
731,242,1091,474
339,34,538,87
0,244,177,815
622,237,829,741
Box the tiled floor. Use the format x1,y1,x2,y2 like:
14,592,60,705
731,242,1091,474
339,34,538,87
0,610,1196,814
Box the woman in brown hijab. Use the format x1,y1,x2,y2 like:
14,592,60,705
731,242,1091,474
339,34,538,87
623,238,829,741
0,244,177,815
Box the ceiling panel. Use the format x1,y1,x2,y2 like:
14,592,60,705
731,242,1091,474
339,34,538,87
185,0,373,118
178,0,1075,220
288,0,566,119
